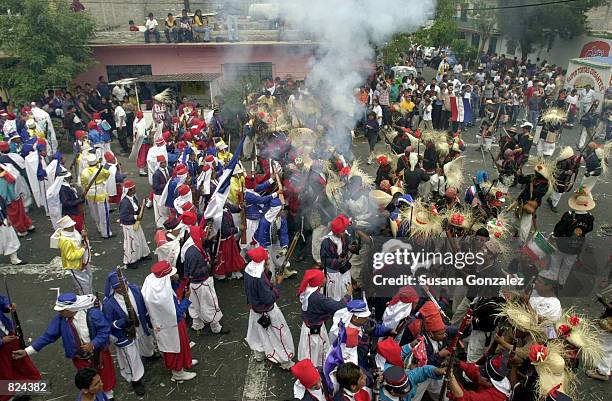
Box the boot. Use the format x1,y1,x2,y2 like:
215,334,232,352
139,168,147,177
9,252,23,265
131,379,145,396
171,370,197,382
145,198,153,208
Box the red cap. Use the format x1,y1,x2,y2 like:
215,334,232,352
202,165,211,172
156,155,166,162
180,201,194,212
331,215,348,235
190,127,200,136
177,184,190,196
204,155,215,164
244,175,256,190
174,164,188,176
181,133,193,141
162,131,172,141
88,121,97,129
290,359,320,389
75,130,87,139
177,141,187,150
376,338,404,367
0,141,9,152
6,113,15,120
180,210,198,226
136,111,144,119
123,179,136,189
104,151,115,163
155,137,165,146
247,246,269,263
296,269,325,296
421,301,445,332
377,155,389,165
388,286,419,306
93,113,101,119
151,260,173,278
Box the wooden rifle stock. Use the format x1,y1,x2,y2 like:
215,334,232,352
133,199,146,231
239,182,247,245
83,163,105,194
438,308,472,401
4,279,26,349
116,267,139,340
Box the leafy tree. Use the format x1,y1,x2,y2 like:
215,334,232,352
429,0,458,47
497,0,605,59
0,0,95,103
450,39,478,64
381,33,413,65
469,0,498,55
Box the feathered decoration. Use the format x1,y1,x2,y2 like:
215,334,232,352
486,214,511,240
153,88,175,104
524,156,558,195
348,159,374,188
325,174,343,208
376,151,398,171
402,200,444,239
555,308,604,369
421,129,448,145
534,340,577,401
496,299,543,340
443,155,465,190
541,107,568,125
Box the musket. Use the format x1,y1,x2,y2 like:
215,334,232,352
438,308,472,401
270,159,286,205
475,326,505,365
133,199,146,231
83,162,105,195
239,182,247,245
4,279,26,349
116,266,139,340
278,226,300,277
422,286,449,322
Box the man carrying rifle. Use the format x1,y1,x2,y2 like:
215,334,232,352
0,292,41,400
81,153,113,239
13,292,117,400
119,180,151,269
447,354,511,401
213,200,245,280
102,270,155,396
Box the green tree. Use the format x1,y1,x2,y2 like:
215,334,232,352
0,0,96,103
429,0,458,47
497,0,605,59
469,0,498,55
450,39,478,64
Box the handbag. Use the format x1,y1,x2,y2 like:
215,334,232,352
257,313,271,329
522,181,539,214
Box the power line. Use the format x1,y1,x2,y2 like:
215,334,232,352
461,0,580,11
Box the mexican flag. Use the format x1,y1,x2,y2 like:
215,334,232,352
523,232,556,263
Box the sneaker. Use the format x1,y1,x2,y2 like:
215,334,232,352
145,199,153,208
17,231,27,237
27,225,35,232
586,369,609,381
231,272,243,280
189,341,196,348
279,360,295,371
211,327,230,335
131,379,145,396
171,370,197,382
191,359,199,367
367,158,372,165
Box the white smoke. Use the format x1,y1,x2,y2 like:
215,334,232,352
275,0,435,153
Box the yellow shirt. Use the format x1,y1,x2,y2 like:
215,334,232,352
399,99,415,112
80,165,111,202
228,175,245,205
58,235,85,269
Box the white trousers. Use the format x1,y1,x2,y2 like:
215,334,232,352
297,322,329,368
0,225,20,255
122,224,150,264
240,219,259,251
581,174,599,194
549,251,578,285
153,194,169,228
325,270,351,302
115,342,145,382
550,191,563,207
537,140,555,157
519,213,534,243
245,304,294,365
69,265,92,295
466,329,488,363
412,377,446,401
87,199,112,238
188,277,223,332
596,330,612,376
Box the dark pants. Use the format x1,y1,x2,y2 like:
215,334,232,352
179,28,193,42
144,29,160,43
164,28,178,43
432,103,443,129
117,127,129,152
381,105,391,126
442,110,451,131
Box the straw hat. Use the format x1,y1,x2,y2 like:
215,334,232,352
403,200,443,239
496,300,542,339
567,188,595,212
541,107,568,125
369,189,393,208
556,146,574,161
555,311,604,368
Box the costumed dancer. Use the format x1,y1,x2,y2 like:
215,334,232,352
103,151,125,210
81,153,113,239
244,246,295,370
547,147,577,213
130,111,150,177
0,163,34,236
152,154,170,228
213,201,246,280
161,164,189,214
581,143,606,194
291,358,328,401
516,160,552,243
119,180,151,268
320,215,352,302
24,138,51,216
59,168,86,233
447,354,511,401
102,270,155,396
141,260,198,382
146,136,168,187
242,174,274,253
181,220,229,335
55,216,92,294
297,269,351,368
46,165,72,231
0,294,41,401
13,293,117,400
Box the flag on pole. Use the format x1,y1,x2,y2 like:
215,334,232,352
450,95,465,123
523,231,556,264
203,135,245,222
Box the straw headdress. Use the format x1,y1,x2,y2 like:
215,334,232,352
443,155,465,190
555,309,604,368
401,200,443,239
541,108,568,125
153,88,175,104
530,341,577,400
496,299,543,339
349,159,374,188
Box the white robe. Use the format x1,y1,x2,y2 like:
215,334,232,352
0,224,20,255
32,107,58,154
122,195,150,264
146,145,168,185
188,277,223,331
105,163,118,198
245,304,294,364
24,151,50,213
129,118,147,160
141,273,180,353
46,173,64,230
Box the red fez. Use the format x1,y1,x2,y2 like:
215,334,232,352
180,210,198,226
75,130,87,139
156,154,166,162
136,111,144,119
377,338,404,367
177,141,187,150
388,286,419,306
247,246,269,263
180,201,194,212
104,151,115,163
0,141,9,152
88,121,97,129
154,137,165,146
174,164,188,176
204,155,215,163
377,155,389,165
331,215,348,235
162,131,171,141
93,113,101,119
290,359,320,389
421,301,445,332
6,113,15,120
296,269,325,296
151,260,173,278
182,133,193,141
244,175,256,190
123,179,136,189
177,184,190,196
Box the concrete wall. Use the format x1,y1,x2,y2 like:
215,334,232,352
75,43,315,84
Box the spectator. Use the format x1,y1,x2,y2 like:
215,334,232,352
193,9,211,42
129,20,139,32
111,84,126,102
63,105,84,141
164,13,178,43
70,0,85,12
420,97,433,130
96,76,110,99
144,13,160,43
179,9,193,43
113,102,129,154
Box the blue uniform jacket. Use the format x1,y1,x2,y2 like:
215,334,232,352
183,245,211,283
302,292,348,327
152,169,168,195
102,284,151,348
119,196,139,225
320,236,351,274
59,185,83,216
31,308,110,358
245,186,273,220
0,294,15,347
164,177,181,209
88,128,102,146
244,271,279,313
254,204,289,248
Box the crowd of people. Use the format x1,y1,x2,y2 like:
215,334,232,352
0,46,610,401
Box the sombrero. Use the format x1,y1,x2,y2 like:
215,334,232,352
555,310,604,368
567,188,595,212
403,200,443,239
496,299,543,339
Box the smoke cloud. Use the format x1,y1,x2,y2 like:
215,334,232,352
274,0,435,154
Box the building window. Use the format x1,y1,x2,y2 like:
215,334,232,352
488,37,498,54
223,63,273,83
506,40,517,56
471,33,480,49
106,65,152,82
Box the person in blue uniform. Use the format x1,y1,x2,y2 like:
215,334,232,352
102,270,155,396
119,180,151,268
241,174,274,253
151,154,169,228
13,293,117,400
320,214,352,301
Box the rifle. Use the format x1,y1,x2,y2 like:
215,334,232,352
4,279,26,349
239,182,247,245
83,162,105,195
438,308,472,401
270,159,286,205
422,286,449,323
90,291,103,369
278,222,301,277
133,199,146,231
475,327,505,365
116,267,139,340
